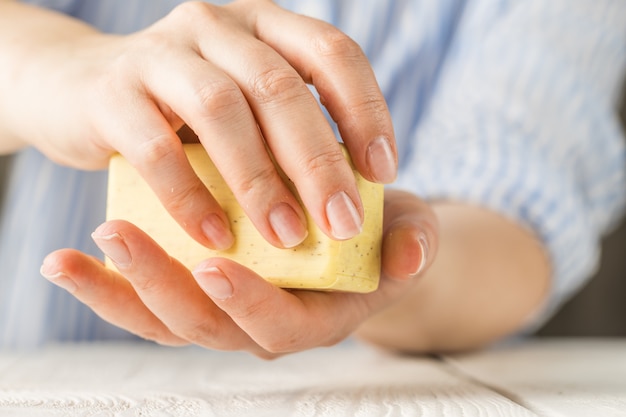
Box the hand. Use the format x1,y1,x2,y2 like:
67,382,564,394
1,1,396,250
40,190,437,358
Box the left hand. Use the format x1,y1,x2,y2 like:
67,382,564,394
40,190,437,358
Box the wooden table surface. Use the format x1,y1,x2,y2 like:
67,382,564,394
0,338,624,416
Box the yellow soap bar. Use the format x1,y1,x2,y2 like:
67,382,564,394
106,144,383,293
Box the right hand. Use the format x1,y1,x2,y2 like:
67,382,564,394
40,190,438,358
2,0,397,249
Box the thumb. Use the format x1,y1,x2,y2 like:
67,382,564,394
381,189,438,281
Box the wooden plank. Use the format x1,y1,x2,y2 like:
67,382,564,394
443,338,626,417
0,341,536,416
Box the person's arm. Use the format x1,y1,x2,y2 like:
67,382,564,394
0,0,101,154
356,200,550,353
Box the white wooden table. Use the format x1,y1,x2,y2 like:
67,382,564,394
0,338,624,416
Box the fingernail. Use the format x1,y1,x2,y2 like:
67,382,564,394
269,202,308,248
194,266,233,300
40,265,78,293
91,231,132,268
367,136,397,183
411,233,429,276
326,191,362,240
202,214,235,250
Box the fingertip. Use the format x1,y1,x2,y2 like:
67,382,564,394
201,213,235,250
40,255,79,294
91,228,132,269
268,202,308,248
326,190,363,240
39,248,108,294
192,258,278,304
193,265,234,301
366,136,397,184
382,223,430,281
411,232,429,277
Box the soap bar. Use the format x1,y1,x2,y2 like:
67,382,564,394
106,144,383,293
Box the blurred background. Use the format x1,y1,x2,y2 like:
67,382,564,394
537,87,626,337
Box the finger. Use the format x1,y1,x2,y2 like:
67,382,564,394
91,82,234,250
140,46,308,248
243,1,397,184
90,220,258,352
172,2,364,241
192,258,371,354
381,189,439,281
40,249,187,346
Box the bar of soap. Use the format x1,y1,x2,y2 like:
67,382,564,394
106,144,383,293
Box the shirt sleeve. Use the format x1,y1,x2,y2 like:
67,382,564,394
395,0,626,329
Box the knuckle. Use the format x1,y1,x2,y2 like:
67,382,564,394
232,302,305,354
320,328,346,348
193,80,248,122
140,330,187,347
297,144,346,177
127,258,178,295
232,296,275,324
262,333,302,354
169,1,221,25
131,273,169,295
247,67,306,105
87,60,135,112
160,179,209,217
111,31,174,76
344,89,389,121
133,30,172,54
311,29,363,60
232,164,278,197
175,319,220,346
299,318,347,350
137,141,213,219
137,134,177,166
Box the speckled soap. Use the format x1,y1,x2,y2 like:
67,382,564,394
106,144,383,293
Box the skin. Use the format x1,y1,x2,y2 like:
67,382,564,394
0,0,398,249
1,0,551,356
40,189,440,358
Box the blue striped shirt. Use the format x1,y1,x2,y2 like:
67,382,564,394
1,0,625,348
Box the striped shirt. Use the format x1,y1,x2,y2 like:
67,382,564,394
1,0,625,349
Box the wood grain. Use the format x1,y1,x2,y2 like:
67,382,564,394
0,341,536,416
444,338,626,417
